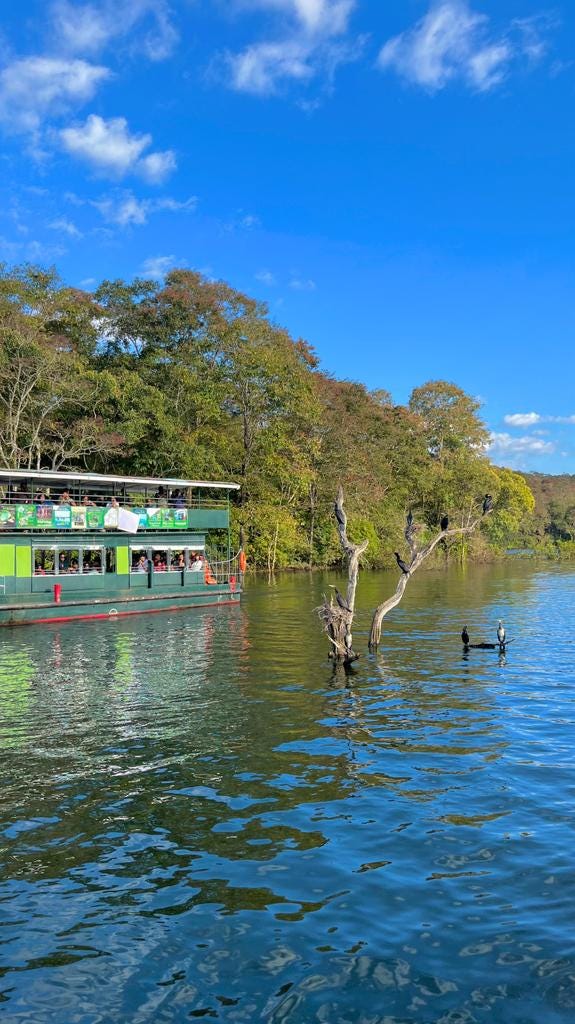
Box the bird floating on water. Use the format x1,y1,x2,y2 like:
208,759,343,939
394,552,411,575
497,620,506,645
482,494,493,515
440,514,449,532
329,585,351,612
461,626,470,645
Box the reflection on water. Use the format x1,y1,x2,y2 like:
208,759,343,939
1,562,575,1023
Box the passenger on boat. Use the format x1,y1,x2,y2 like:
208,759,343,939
59,490,76,506
154,486,168,507
153,554,166,571
171,489,186,508
190,553,204,572
106,497,120,509
35,491,54,506
81,495,96,506
58,552,70,572
172,552,186,569
135,555,149,572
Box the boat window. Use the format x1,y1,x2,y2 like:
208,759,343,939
105,548,116,573
131,549,150,573
82,548,103,574
57,549,80,574
151,549,168,572
34,548,55,575
168,548,186,571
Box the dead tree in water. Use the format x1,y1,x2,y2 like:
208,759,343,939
317,486,368,665
369,504,493,649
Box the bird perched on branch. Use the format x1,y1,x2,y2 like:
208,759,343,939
329,585,351,612
461,626,470,646
497,620,506,645
406,509,414,530
482,494,493,515
334,503,346,528
440,515,449,532
394,552,411,574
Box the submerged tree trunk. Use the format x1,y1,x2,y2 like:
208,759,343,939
316,487,368,665
369,507,492,648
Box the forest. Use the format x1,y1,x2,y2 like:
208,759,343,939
0,261,558,569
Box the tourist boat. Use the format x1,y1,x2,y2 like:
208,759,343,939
0,470,242,626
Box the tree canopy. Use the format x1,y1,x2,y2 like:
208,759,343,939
0,262,539,567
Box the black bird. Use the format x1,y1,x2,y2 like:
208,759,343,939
329,585,351,612
497,620,506,645
334,503,346,528
482,494,493,515
440,514,449,532
394,552,411,574
407,509,414,529
461,626,470,646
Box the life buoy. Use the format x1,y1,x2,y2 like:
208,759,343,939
238,551,247,573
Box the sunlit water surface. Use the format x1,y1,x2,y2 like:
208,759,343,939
1,563,574,1023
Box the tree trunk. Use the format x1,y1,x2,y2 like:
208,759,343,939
316,487,368,665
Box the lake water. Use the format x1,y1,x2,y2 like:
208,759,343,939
1,563,574,1023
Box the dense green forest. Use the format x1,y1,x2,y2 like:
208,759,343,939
0,262,554,568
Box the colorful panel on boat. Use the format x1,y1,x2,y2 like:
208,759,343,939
15,505,36,528
86,508,105,530
35,505,54,527
53,506,72,529
72,508,87,529
0,543,15,576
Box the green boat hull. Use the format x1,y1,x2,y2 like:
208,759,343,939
0,585,241,626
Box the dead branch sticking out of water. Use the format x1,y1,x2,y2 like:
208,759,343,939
368,506,493,650
316,486,368,665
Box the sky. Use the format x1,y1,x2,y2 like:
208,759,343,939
0,0,574,475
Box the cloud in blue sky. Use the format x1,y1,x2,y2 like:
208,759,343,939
504,412,575,427
378,1,550,93
59,114,176,182
223,0,362,95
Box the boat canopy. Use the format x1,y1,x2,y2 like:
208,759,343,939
0,470,239,490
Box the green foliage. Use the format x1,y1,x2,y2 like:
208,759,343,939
0,261,546,567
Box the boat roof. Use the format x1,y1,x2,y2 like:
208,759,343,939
0,470,239,491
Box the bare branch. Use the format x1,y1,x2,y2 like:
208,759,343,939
369,508,493,648
316,486,368,664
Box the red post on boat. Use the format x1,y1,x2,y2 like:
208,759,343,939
230,575,236,591
53,583,62,604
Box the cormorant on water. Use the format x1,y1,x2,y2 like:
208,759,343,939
482,494,493,515
461,626,470,646
394,552,411,574
329,585,351,612
440,514,449,532
497,620,506,645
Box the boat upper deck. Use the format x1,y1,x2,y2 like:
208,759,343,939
0,470,238,533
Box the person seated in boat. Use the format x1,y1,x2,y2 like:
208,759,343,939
59,490,76,506
81,494,96,506
153,553,166,571
170,489,186,508
172,552,186,569
58,552,70,573
69,559,79,573
106,496,120,509
134,555,149,572
35,491,54,506
189,553,204,572
154,486,168,507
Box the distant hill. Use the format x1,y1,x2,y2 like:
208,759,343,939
522,473,575,516
521,473,575,541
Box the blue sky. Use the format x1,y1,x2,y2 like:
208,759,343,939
1,0,574,474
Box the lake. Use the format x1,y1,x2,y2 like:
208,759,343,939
1,562,574,1023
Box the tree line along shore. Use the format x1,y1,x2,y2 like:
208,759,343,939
0,263,570,570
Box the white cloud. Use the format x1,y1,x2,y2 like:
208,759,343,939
239,1,355,37
378,1,548,93
255,269,277,285
504,411,575,427
51,0,178,62
89,190,197,227
0,57,110,132
224,0,360,95
488,432,555,457
59,114,176,182
0,234,67,261
289,276,316,290
48,217,83,238
140,255,178,280
504,412,541,427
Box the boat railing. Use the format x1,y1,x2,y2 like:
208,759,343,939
204,550,243,587
0,576,5,595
